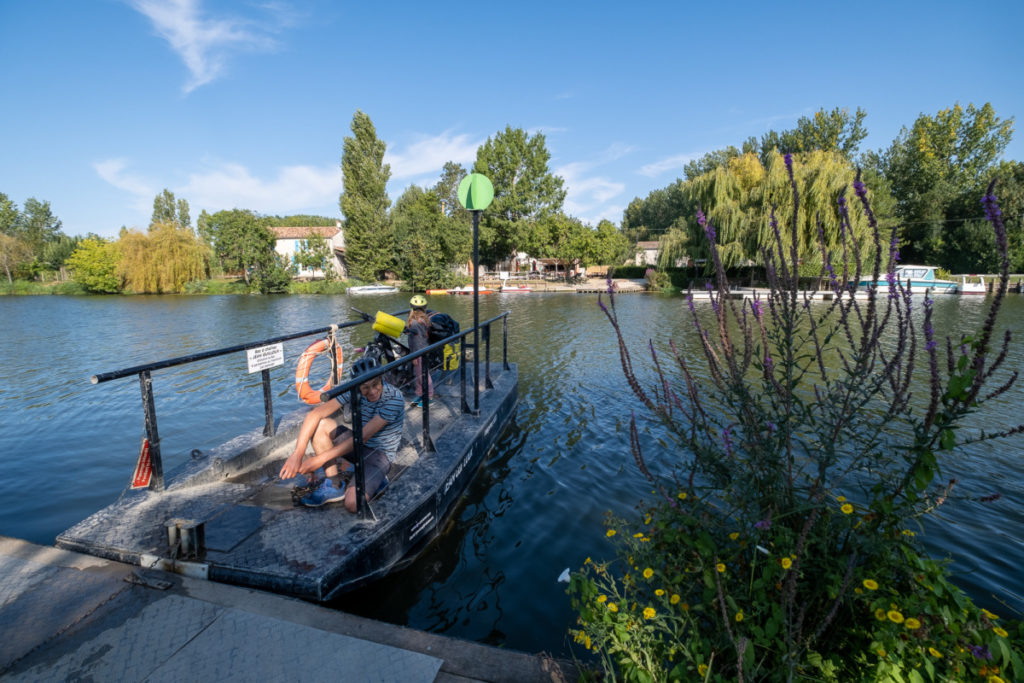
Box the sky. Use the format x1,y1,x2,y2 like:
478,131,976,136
1,0,1023,239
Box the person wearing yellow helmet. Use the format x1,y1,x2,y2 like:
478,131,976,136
406,295,433,405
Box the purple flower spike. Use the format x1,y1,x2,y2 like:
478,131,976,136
853,179,867,198
696,208,707,228
751,299,763,318
784,153,793,176
968,644,992,660
754,519,771,531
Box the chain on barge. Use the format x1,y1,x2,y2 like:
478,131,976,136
56,310,518,602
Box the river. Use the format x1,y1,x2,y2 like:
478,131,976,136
0,291,1021,655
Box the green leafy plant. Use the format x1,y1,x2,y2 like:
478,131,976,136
571,159,1023,681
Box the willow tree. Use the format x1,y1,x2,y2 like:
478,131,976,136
682,150,874,278
117,222,208,293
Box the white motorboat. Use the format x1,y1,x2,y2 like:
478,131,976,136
858,265,958,295
348,284,398,294
957,275,987,295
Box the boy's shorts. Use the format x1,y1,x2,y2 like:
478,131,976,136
331,425,391,495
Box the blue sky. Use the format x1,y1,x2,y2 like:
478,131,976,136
2,0,1022,239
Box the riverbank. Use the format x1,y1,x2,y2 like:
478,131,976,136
0,536,574,681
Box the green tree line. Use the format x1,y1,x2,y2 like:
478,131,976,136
624,103,1021,274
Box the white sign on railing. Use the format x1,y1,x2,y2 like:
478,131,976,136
246,343,284,373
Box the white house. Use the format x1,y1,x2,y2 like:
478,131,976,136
270,222,347,279
634,241,660,266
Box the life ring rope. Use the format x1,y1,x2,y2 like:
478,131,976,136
294,326,343,404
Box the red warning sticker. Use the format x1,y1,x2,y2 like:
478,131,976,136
131,438,153,489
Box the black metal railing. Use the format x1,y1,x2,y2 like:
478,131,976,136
90,309,511,511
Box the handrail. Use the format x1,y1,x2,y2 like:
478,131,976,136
88,307,510,508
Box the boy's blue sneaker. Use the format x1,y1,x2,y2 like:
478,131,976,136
410,396,423,408
300,478,346,507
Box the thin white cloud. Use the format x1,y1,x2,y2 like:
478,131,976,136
179,162,340,213
94,158,156,197
385,130,482,180
638,154,695,178
94,158,340,221
554,144,630,225
128,0,277,93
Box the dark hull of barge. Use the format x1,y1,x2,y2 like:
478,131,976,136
56,364,518,602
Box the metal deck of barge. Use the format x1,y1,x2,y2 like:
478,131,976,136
56,311,519,602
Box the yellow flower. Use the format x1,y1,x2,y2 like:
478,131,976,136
716,563,726,573
841,503,854,514
863,579,879,590
677,491,688,500
698,663,709,676
854,587,863,594
993,626,1009,638
982,608,1000,620
874,609,887,621
836,495,846,502
643,607,656,620
644,515,651,525
887,610,904,623
729,532,739,541
781,557,792,570
608,602,618,613
643,568,654,579
655,589,665,596
670,594,680,604
585,635,591,650
735,610,744,622
928,647,942,658
901,529,916,536
584,557,591,564
606,529,616,537
633,532,644,538
596,595,607,603
904,618,921,630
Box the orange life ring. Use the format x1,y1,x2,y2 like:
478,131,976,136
295,338,343,404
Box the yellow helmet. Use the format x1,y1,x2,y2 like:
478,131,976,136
410,295,427,308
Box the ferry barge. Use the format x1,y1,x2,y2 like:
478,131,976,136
56,312,518,601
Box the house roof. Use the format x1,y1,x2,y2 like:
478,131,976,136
270,226,340,239
637,241,660,249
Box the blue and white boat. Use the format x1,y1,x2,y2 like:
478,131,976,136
858,265,958,295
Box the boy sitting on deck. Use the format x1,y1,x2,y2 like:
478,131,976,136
278,356,405,511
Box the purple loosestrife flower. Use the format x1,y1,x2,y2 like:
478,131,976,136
754,519,771,531
606,276,614,295
784,153,793,178
923,297,937,351
696,208,707,228
968,644,992,660
981,192,1002,223
687,293,696,315
722,425,734,456
853,179,867,199
751,299,763,318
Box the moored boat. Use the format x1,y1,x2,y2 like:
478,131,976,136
858,265,958,295
957,275,987,295
449,285,494,294
500,279,532,293
348,284,398,294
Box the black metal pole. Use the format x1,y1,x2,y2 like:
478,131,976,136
351,386,370,519
472,209,480,413
139,370,165,492
261,368,274,436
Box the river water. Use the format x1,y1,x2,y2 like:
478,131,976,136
0,291,1021,654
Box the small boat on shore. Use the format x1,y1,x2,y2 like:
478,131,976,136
858,265,958,295
449,285,494,295
348,284,398,294
957,275,987,295
500,279,532,293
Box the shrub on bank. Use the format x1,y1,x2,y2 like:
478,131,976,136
570,161,1023,681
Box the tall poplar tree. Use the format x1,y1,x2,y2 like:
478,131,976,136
340,110,393,281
